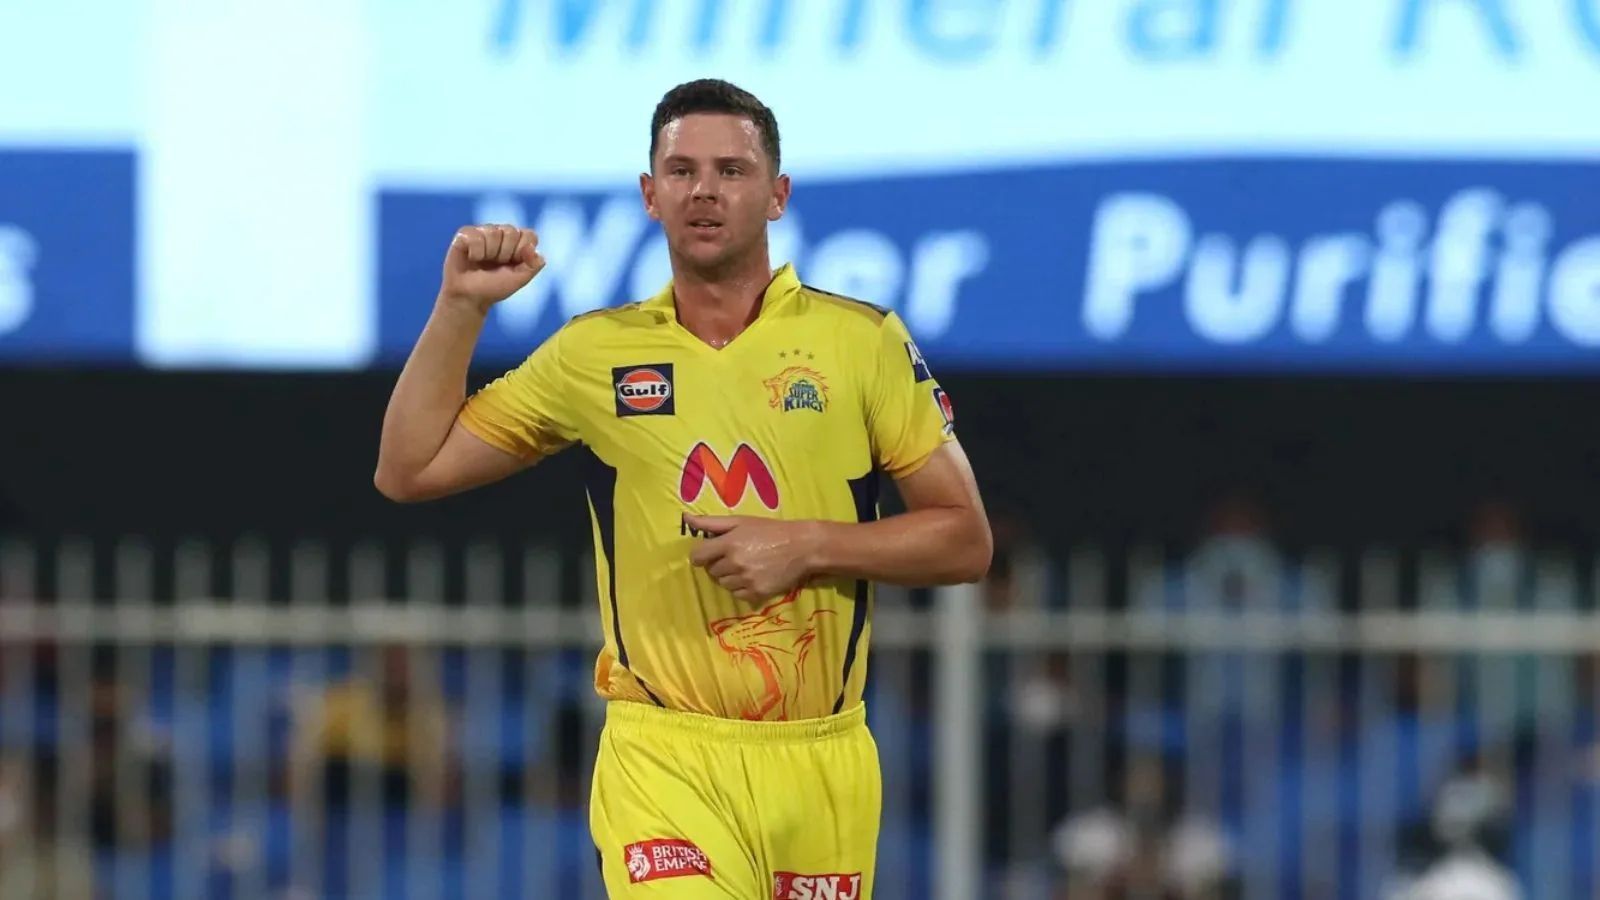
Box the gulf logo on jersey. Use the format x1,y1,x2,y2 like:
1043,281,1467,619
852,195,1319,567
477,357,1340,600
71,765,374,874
773,872,863,899
613,363,675,417
679,442,779,510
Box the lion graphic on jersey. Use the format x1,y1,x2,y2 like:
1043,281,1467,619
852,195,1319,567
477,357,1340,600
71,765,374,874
710,589,835,721
625,844,652,882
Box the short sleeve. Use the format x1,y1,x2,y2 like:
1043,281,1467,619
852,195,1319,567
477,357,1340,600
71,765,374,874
865,312,956,478
458,327,580,460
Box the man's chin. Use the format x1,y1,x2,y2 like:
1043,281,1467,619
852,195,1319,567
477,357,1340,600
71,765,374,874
676,243,737,274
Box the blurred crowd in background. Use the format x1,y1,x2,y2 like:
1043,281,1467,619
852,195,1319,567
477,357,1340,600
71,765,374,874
2,494,1595,899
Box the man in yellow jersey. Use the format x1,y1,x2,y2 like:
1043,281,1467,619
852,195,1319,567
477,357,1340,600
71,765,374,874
375,78,992,898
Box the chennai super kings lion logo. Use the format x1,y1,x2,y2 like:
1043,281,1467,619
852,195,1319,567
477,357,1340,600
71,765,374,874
763,366,828,414
710,589,835,721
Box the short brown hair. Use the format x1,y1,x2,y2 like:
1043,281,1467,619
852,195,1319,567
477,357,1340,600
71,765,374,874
649,78,781,172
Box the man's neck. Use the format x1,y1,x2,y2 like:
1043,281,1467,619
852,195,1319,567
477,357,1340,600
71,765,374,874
671,253,776,348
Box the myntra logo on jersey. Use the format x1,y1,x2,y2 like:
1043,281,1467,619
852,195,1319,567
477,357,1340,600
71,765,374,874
773,872,863,900
679,442,779,510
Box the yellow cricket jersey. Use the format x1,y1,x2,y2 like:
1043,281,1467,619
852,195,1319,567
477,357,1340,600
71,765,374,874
459,264,956,721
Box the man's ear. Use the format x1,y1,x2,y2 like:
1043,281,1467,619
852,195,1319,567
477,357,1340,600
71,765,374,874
641,172,660,221
768,173,791,221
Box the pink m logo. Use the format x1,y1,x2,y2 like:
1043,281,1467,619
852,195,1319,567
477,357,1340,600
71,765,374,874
679,442,779,510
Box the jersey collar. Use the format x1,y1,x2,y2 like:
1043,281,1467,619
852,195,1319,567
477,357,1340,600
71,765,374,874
643,262,802,322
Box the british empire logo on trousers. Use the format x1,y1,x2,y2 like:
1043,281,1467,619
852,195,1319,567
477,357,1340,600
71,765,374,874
621,838,712,884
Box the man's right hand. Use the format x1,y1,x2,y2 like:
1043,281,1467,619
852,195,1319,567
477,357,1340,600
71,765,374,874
440,224,545,313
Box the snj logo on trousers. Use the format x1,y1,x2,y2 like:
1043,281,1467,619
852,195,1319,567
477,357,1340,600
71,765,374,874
613,363,675,417
679,442,779,509
773,872,863,899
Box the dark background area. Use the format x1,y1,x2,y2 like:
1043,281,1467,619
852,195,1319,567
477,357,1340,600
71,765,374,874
5,369,1597,552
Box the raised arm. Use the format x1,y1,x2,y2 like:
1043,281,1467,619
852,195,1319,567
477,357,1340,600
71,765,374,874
374,224,544,503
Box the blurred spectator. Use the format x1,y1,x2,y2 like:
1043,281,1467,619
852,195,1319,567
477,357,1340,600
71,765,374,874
1052,805,1130,898
1457,499,1544,756
981,516,1024,874
980,513,1088,888
1389,847,1520,900
1133,493,1307,873
1462,500,1529,612
290,644,457,818
531,684,595,811
1395,745,1515,883
1357,652,1460,855
1137,492,1314,615
1050,751,1235,900
1184,493,1300,613
1578,651,1600,783
1429,753,1512,859
0,751,95,900
85,655,174,854
1009,653,1083,745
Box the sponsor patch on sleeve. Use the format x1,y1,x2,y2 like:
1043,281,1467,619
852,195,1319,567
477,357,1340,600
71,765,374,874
932,386,955,435
905,341,932,383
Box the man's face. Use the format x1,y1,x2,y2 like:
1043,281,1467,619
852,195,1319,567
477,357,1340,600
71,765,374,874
641,113,789,276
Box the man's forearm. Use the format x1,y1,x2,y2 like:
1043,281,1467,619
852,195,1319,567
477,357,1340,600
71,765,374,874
374,296,487,492
804,507,992,587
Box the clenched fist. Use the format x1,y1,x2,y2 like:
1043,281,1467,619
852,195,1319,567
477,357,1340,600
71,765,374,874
440,224,545,312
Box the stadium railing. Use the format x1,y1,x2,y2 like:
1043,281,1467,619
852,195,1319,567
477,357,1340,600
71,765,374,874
0,536,1596,900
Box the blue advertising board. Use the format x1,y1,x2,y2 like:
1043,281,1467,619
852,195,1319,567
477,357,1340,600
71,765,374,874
0,151,136,364
378,159,1600,373
4,0,1600,372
